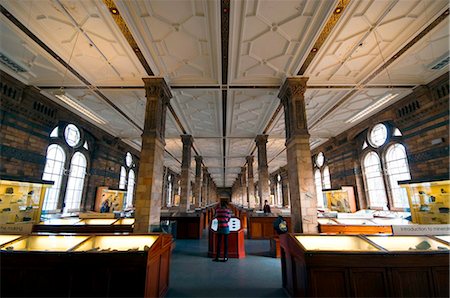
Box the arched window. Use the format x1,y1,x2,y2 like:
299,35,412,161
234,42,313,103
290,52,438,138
385,144,411,208
276,174,283,207
167,174,173,207
63,152,87,213
119,166,127,189
42,144,66,212
314,169,324,208
363,151,388,208
126,169,135,208
322,166,331,189
42,124,90,215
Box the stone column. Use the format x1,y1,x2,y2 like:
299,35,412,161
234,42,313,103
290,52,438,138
201,167,208,207
161,166,168,208
246,156,256,208
241,165,248,207
255,134,270,210
236,173,242,206
135,77,172,233
281,169,290,207
279,77,317,233
180,135,193,211
194,156,203,208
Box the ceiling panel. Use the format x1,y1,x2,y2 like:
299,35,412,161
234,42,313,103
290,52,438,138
166,112,183,138
227,89,279,137
370,17,449,85
229,0,336,85
203,157,222,168
306,0,448,85
0,15,81,86
117,0,220,85
194,138,222,157
267,138,286,161
170,89,222,137
2,0,146,86
268,150,287,174
165,138,183,158
226,139,253,158
305,89,351,124
164,151,181,173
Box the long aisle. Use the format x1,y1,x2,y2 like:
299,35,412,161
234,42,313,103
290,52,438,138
166,232,288,298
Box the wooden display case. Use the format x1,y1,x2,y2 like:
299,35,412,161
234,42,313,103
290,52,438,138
0,233,173,297
160,211,204,239
33,218,134,233
0,178,53,225
280,234,449,297
208,218,245,258
94,187,127,213
399,179,449,224
248,214,292,239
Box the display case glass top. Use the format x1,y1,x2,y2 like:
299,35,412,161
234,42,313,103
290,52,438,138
435,235,450,243
0,234,22,246
0,235,89,251
318,218,337,225
295,235,380,251
335,219,377,225
72,235,158,252
37,218,82,225
113,218,134,225
76,219,117,225
367,235,450,251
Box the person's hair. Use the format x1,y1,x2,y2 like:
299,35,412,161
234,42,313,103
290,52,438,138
264,200,268,203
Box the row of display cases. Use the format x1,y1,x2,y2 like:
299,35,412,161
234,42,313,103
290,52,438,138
317,217,411,234
280,234,449,297
0,233,173,297
33,218,135,233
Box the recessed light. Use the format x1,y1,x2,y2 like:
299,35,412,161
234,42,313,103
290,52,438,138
312,47,318,52
334,7,342,14
110,8,119,15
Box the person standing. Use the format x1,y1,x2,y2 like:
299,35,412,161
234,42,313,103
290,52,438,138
213,201,231,262
263,200,271,214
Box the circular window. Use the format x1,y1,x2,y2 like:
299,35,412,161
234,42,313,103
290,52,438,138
64,124,80,147
316,152,324,167
369,123,388,148
126,152,133,167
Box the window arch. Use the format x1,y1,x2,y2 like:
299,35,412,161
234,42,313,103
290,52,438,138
42,144,66,212
41,123,90,215
119,166,127,189
126,169,135,208
63,152,87,213
385,143,411,208
322,166,331,189
276,174,283,207
314,169,324,208
363,151,388,208
313,152,331,205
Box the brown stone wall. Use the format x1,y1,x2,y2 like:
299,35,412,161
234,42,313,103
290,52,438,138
311,73,449,208
0,71,140,211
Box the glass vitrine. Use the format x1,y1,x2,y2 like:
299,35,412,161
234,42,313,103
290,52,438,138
435,235,450,243
37,218,82,225
335,219,377,225
113,218,135,225
295,235,380,251
367,235,450,251
0,234,22,246
75,219,117,225
0,235,89,251
72,235,158,252
318,218,337,225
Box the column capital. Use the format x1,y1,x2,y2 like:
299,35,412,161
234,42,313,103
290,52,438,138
246,155,254,164
255,134,268,146
143,77,172,101
278,77,309,101
181,134,194,145
194,155,203,163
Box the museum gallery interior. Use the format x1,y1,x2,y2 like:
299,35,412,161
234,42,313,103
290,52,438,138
0,0,449,297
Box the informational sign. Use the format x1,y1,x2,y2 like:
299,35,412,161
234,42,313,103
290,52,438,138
0,223,33,234
79,212,115,219
392,224,450,235
210,217,241,232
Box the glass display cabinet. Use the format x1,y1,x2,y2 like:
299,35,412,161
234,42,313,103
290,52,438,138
0,234,22,246
280,234,449,297
435,235,450,243
0,178,53,224
399,179,449,224
0,233,173,297
33,217,134,233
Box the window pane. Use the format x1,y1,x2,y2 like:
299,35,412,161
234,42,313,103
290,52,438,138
119,166,127,189
63,152,87,213
42,144,65,212
314,169,324,208
126,152,133,167
363,152,388,208
126,169,135,208
64,124,80,147
316,152,324,167
323,166,331,189
50,127,58,138
386,144,411,208
369,123,387,148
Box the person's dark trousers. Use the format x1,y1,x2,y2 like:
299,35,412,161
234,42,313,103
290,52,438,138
216,233,229,259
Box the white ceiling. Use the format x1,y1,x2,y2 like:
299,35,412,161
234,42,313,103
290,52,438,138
1,0,448,187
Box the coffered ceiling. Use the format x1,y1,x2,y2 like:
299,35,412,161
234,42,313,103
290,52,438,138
1,0,448,187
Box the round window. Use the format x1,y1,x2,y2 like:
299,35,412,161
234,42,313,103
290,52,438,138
64,124,80,147
126,152,133,167
369,123,388,148
316,152,324,167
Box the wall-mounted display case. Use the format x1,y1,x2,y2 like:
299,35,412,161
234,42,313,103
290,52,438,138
400,179,449,224
280,234,449,297
94,187,127,213
1,233,173,297
0,178,53,224
323,186,356,213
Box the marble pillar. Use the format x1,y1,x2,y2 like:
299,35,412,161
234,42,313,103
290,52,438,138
201,167,208,207
246,156,256,208
241,165,248,207
279,77,318,233
194,156,203,208
180,135,193,211
134,77,171,233
255,134,270,210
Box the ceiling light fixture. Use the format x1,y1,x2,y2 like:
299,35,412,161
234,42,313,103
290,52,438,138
110,7,119,15
345,93,398,123
54,89,107,125
334,7,343,14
